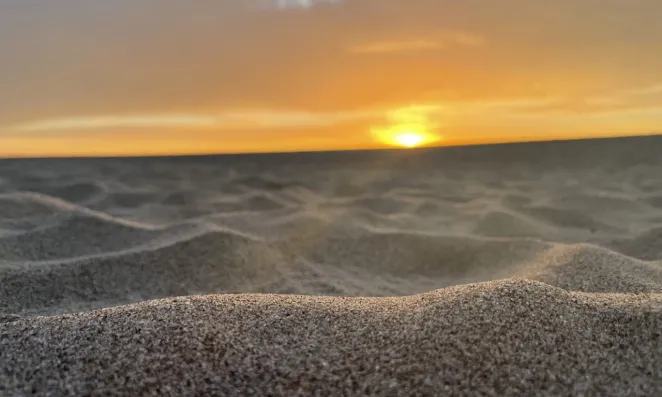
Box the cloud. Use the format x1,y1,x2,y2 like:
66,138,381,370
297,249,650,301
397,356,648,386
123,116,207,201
350,40,443,54
504,82,662,115
8,99,560,135
349,30,485,54
8,109,383,134
15,116,217,133
30,94,643,135
623,84,662,96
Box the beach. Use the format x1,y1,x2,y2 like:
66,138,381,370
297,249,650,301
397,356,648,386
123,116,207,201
1,136,662,396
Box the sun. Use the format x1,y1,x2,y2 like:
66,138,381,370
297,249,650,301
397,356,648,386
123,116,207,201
371,127,443,149
394,133,425,148
370,105,444,149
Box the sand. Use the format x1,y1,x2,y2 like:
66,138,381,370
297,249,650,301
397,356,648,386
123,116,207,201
1,136,662,396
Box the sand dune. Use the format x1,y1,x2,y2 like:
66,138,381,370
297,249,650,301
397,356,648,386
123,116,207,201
3,280,661,396
2,136,662,395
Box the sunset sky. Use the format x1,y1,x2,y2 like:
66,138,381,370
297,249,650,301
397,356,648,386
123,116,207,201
1,0,661,157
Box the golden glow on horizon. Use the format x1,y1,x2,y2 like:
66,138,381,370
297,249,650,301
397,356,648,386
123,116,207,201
1,100,660,157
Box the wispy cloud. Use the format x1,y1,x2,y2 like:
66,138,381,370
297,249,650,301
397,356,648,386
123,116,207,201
443,30,486,47
15,116,218,132
350,31,485,55
623,84,662,96
8,109,382,134
5,98,571,135
350,40,443,54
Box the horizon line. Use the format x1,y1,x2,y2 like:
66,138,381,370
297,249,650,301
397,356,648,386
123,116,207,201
1,132,660,160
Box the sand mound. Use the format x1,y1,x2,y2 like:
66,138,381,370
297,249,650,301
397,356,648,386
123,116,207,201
92,191,162,210
212,195,286,213
0,193,68,219
519,205,609,231
0,214,168,261
2,279,660,396
609,226,662,261
27,181,106,204
0,229,268,315
522,244,662,293
473,210,555,238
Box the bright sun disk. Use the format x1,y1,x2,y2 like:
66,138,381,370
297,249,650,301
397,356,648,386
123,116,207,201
394,133,425,148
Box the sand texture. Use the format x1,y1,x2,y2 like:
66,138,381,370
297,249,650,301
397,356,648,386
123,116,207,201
1,136,662,396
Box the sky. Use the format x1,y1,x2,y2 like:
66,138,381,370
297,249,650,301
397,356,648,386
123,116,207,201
1,0,661,157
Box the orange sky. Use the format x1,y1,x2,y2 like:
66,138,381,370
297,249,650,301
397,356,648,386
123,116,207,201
1,0,661,157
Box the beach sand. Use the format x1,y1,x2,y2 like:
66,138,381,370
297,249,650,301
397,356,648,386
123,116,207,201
1,136,662,396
